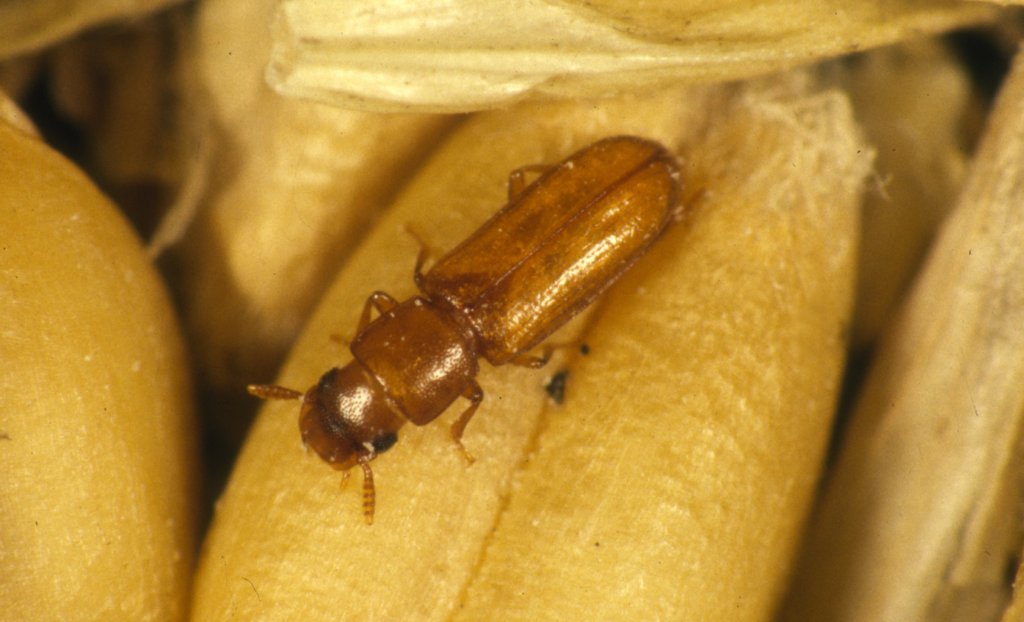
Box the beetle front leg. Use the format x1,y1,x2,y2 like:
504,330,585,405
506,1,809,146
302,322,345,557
449,381,483,465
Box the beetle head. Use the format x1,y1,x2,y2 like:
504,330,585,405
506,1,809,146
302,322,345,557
298,361,405,471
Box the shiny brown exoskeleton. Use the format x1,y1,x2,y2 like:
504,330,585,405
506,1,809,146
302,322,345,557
249,136,684,524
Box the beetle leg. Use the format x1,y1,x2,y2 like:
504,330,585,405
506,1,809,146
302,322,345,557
507,341,563,368
508,353,549,369
507,164,554,201
356,292,400,333
404,225,438,293
449,381,483,465
508,340,583,369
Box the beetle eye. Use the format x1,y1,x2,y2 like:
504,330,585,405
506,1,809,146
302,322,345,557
372,432,398,454
317,367,340,392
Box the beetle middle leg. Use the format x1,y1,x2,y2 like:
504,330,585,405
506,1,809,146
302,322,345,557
355,291,400,333
449,381,483,466
331,292,399,345
405,225,439,293
507,164,553,201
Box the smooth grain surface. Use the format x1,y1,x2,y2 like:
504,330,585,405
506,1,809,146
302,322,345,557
0,118,198,621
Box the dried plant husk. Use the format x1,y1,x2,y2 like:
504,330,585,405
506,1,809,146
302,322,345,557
0,0,186,59
190,71,871,621
266,0,995,112
1004,558,1024,621
167,0,454,435
40,14,189,237
840,40,975,350
0,108,198,621
781,48,1024,622
0,54,42,100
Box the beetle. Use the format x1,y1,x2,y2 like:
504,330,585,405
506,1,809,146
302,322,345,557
248,136,684,524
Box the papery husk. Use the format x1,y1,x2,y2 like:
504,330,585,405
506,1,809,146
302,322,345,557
840,40,974,350
0,11,191,238
166,0,454,438
0,0,185,59
781,49,1024,622
0,109,198,621
0,55,42,100
1003,555,1024,622
266,0,995,112
42,14,188,237
191,71,870,621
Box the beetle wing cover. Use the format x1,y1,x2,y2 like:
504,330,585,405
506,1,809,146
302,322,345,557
422,136,681,364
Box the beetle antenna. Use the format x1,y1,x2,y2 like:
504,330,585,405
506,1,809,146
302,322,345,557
247,384,303,400
359,460,375,525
